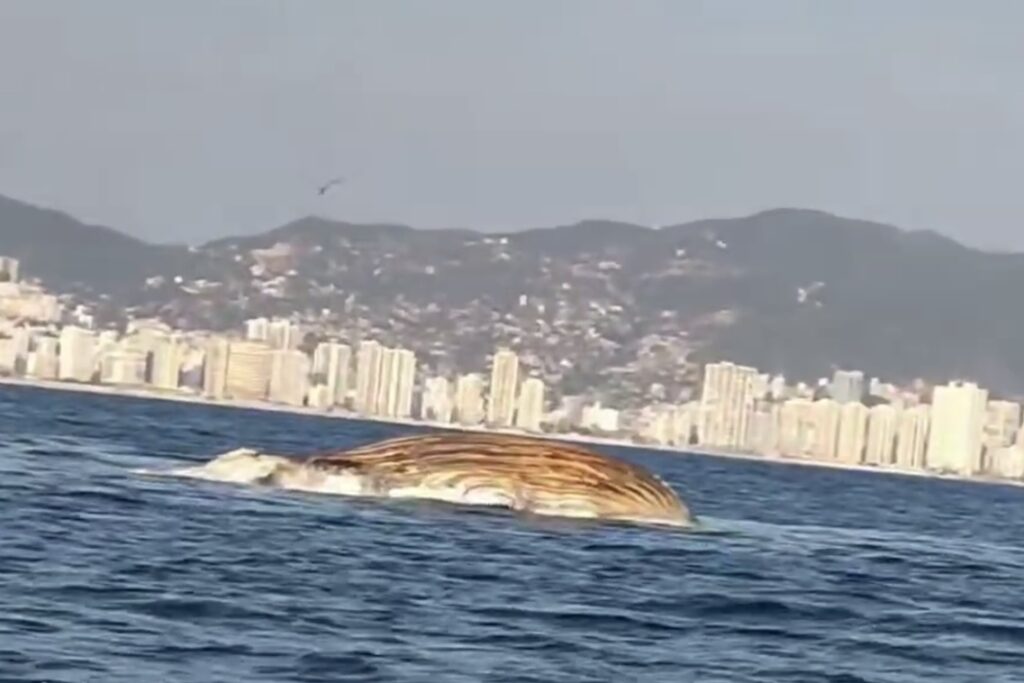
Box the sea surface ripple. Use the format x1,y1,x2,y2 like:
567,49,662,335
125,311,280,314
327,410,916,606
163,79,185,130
2,385,1023,682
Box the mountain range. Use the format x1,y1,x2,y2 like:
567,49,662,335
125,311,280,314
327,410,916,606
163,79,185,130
1,192,1021,399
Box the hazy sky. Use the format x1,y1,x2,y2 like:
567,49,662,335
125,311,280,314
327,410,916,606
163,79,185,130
1,1,1022,248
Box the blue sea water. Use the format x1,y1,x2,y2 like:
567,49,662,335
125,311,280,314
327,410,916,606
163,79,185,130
2,385,1023,682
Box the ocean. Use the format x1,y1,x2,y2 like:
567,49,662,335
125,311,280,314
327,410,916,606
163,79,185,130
2,384,1023,682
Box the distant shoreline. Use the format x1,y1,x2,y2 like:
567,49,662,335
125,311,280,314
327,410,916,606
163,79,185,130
2,375,1021,491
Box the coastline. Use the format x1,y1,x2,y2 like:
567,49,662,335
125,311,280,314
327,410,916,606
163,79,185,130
1,375,1020,490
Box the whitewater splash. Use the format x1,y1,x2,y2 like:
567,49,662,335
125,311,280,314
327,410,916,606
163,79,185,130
139,433,695,528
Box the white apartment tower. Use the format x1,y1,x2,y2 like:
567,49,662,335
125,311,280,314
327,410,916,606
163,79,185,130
894,404,931,470
150,335,184,391
375,347,416,418
267,318,302,350
58,325,97,383
245,317,269,342
637,405,675,445
421,376,454,423
778,398,814,457
269,349,311,407
354,340,384,414
811,398,842,460
487,348,519,427
454,373,486,426
983,400,1021,452
202,337,230,399
835,401,869,465
313,341,351,406
28,336,60,380
515,377,546,433
101,349,148,386
864,404,899,466
581,403,620,434
224,341,272,400
0,327,31,375
746,404,780,455
830,369,865,404
698,361,758,450
927,381,988,475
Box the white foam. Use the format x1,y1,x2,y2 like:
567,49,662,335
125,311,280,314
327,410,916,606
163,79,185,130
139,449,506,509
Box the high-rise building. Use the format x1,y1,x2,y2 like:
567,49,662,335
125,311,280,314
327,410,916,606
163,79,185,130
375,347,416,418
123,326,171,364
515,377,546,432
0,280,61,322
829,370,865,404
354,340,384,414
835,402,869,464
992,424,1024,479
746,404,780,455
312,341,351,406
987,446,1024,479
487,348,519,427
637,405,676,445
698,362,759,450
245,317,269,342
580,402,620,434
421,376,453,423
0,337,15,375
202,337,230,399
894,404,930,470
671,402,699,447
869,379,900,403
150,335,185,391
864,404,899,466
28,336,59,380
560,396,587,429
811,398,842,460
306,384,332,410
176,346,205,391
983,400,1021,452
58,325,97,383
454,373,486,426
96,330,119,356
1014,419,1024,451
224,341,272,400
268,349,311,406
100,348,148,385
778,398,814,457
927,381,988,475
311,343,331,377
267,318,302,350
0,327,30,375
750,373,771,401
374,347,396,416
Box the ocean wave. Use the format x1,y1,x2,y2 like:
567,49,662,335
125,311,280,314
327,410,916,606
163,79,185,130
7,388,1024,682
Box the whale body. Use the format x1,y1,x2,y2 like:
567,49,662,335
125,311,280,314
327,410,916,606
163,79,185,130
151,432,694,528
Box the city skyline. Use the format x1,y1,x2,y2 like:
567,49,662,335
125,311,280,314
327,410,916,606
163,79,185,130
2,252,1023,485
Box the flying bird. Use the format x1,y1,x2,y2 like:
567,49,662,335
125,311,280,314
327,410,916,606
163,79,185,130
317,177,345,195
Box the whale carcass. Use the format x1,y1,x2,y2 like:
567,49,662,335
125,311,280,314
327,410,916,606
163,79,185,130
155,432,694,528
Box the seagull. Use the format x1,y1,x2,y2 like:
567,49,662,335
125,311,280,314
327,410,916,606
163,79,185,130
317,177,345,195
